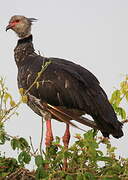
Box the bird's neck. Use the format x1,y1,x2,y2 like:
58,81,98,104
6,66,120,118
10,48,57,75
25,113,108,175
14,35,36,66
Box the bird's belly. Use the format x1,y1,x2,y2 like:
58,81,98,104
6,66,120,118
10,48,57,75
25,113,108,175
27,99,42,116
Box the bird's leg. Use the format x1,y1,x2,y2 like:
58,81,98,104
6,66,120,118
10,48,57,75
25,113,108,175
43,112,53,170
45,112,54,147
62,123,70,148
62,123,70,170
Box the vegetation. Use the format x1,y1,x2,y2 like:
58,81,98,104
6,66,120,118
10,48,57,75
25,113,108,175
0,76,128,180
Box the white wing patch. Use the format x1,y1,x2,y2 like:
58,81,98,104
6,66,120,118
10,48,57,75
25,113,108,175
65,79,70,88
57,92,61,103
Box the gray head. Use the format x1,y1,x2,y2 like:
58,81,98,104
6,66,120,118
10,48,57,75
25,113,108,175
6,15,37,38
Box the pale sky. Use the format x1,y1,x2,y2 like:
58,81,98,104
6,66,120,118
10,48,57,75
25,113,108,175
1,0,128,168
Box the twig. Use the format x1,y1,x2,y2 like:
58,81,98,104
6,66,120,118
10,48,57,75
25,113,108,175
122,119,128,124
29,136,35,154
24,61,51,95
2,100,22,122
39,117,44,156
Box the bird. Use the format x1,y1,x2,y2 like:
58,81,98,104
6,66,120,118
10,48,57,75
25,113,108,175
6,15,123,149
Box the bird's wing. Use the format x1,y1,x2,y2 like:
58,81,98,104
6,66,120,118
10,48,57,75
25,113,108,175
23,56,107,114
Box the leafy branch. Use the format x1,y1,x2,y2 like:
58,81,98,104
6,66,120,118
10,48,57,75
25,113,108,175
110,75,128,120
0,75,128,179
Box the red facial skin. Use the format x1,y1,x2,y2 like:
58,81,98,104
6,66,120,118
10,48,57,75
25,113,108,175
6,20,20,31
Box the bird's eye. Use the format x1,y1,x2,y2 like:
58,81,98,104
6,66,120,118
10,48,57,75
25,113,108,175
15,20,20,23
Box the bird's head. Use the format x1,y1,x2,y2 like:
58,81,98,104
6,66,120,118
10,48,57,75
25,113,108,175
6,15,37,38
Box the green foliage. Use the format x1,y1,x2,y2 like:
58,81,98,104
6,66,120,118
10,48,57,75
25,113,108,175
35,155,45,167
0,156,20,178
18,151,31,165
110,75,128,120
0,77,128,179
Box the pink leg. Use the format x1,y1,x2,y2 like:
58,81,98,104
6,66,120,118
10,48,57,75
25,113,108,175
62,123,70,148
62,124,70,170
45,113,54,147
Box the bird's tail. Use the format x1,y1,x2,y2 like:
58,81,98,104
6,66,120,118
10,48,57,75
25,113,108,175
47,101,123,138
91,92,123,138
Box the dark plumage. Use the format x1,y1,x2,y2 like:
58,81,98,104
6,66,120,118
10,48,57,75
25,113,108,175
6,15,123,141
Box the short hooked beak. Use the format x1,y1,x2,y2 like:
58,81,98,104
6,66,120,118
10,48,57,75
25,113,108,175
6,25,11,31
6,23,14,31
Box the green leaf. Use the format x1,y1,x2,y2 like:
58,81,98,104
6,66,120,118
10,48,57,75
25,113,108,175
46,145,58,156
11,138,19,150
35,155,44,167
110,90,121,105
125,92,128,102
0,133,6,145
0,122,4,129
96,156,113,162
0,129,9,145
35,167,48,179
0,172,10,178
76,174,83,180
66,175,73,180
84,172,96,180
22,95,28,103
120,81,128,93
19,88,25,95
3,92,12,103
55,136,60,144
116,107,126,119
10,100,16,107
18,151,31,164
102,177,120,180
120,108,126,119
19,137,29,150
